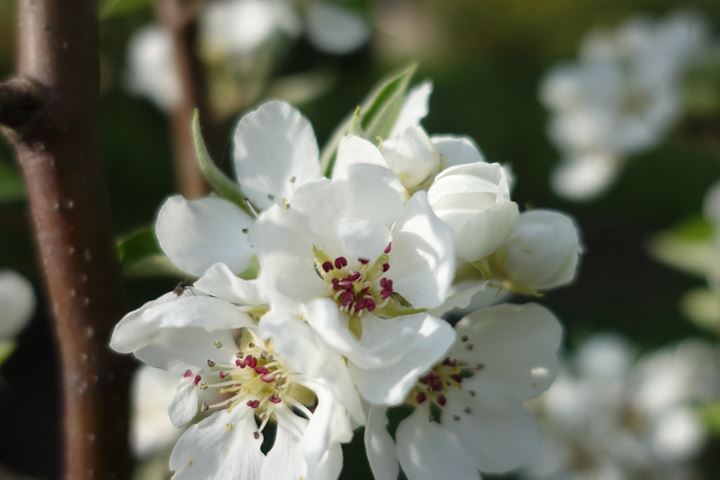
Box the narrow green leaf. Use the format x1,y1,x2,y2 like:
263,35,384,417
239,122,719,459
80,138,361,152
319,63,418,175
99,0,151,20
116,227,184,278
192,110,255,217
0,161,26,203
647,216,715,278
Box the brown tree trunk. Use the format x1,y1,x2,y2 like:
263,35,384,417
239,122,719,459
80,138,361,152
158,0,218,198
0,0,132,478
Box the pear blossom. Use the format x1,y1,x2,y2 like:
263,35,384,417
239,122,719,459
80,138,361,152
365,303,562,480
249,164,457,405
111,263,360,480
131,365,182,457
484,210,582,293
541,10,710,200
524,334,719,479
127,25,181,111
0,270,35,361
154,101,321,277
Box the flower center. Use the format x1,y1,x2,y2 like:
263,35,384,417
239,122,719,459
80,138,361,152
406,356,482,408
183,330,315,437
314,243,395,317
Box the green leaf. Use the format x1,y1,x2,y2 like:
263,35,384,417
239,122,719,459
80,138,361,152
116,227,184,278
647,216,716,278
0,161,25,203
99,0,151,20
680,287,720,332
319,63,418,175
192,110,256,217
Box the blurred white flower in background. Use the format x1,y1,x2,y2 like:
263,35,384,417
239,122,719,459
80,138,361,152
650,179,720,332
131,365,181,457
541,10,710,200
127,0,369,111
524,334,720,479
0,270,35,363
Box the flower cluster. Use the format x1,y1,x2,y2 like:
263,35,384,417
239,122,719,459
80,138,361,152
540,10,709,200
112,81,583,479
524,334,720,479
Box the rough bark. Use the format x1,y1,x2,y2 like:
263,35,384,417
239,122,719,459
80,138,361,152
1,0,132,478
158,0,217,198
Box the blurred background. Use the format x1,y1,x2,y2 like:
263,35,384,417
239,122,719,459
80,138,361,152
1,0,719,478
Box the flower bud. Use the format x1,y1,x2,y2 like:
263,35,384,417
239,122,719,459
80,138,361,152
381,126,440,190
428,162,518,261
500,210,582,291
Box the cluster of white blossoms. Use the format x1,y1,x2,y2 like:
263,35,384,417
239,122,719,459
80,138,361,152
112,81,584,479
524,334,720,479
0,269,35,363
128,0,369,111
540,10,710,200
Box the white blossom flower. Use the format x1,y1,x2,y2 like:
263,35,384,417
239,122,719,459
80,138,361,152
524,334,719,479
131,365,181,457
111,263,359,480
0,270,35,361
541,10,709,200
127,25,181,111
249,164,457,405
154,101,320,277
365,303,562,480
304,3,370,55
486,210,582,293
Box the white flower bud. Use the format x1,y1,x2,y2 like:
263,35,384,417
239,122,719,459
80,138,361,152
501,210,582,291
381,126,440,190
0,270,35,340
428,162,518,261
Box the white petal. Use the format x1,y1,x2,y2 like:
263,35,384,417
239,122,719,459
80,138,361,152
343,164,406,226
445,389,541,473
261,408,307,480
250,204,326,308
155,195,254,277
337,217,392,262
110,294,252,370
193,263,264,305
391,81,433,137
389,192,455,308
305,4,370,54
233,101,320,210
127,25,180,111
0,270,35,340
301,381,353,480
350,314,456,405
431,135,486,168
259,309,365,424
382,126,440,189
649,406,705,462
396,407,478,480
130,366,180,456
452,303,562,402
364,407,400,480
551,152,622,201
168,376,200,427
332,135,387,181
302,299,415,369
428,280,498,317
169,408,263,480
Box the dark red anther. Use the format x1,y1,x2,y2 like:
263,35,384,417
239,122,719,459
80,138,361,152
219,371,227,379
384,243,392,254
346,271,361,281
339,291,355,307
235,358,246,368
334,257,348,269
451,374,463,384
260,374,276,383
193,375,201,385
269,395,282,404
246,399,260,409
382,263,390,272
331,278,340,290
245,355,257,368
358,258,369,264
322,261,334,273
254,366,269,375
437,394,447,407
416,392,427,404
364,298,376,311
183,369,193,378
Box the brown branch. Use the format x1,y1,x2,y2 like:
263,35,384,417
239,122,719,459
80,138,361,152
2,1,133,478
157,0,218,198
